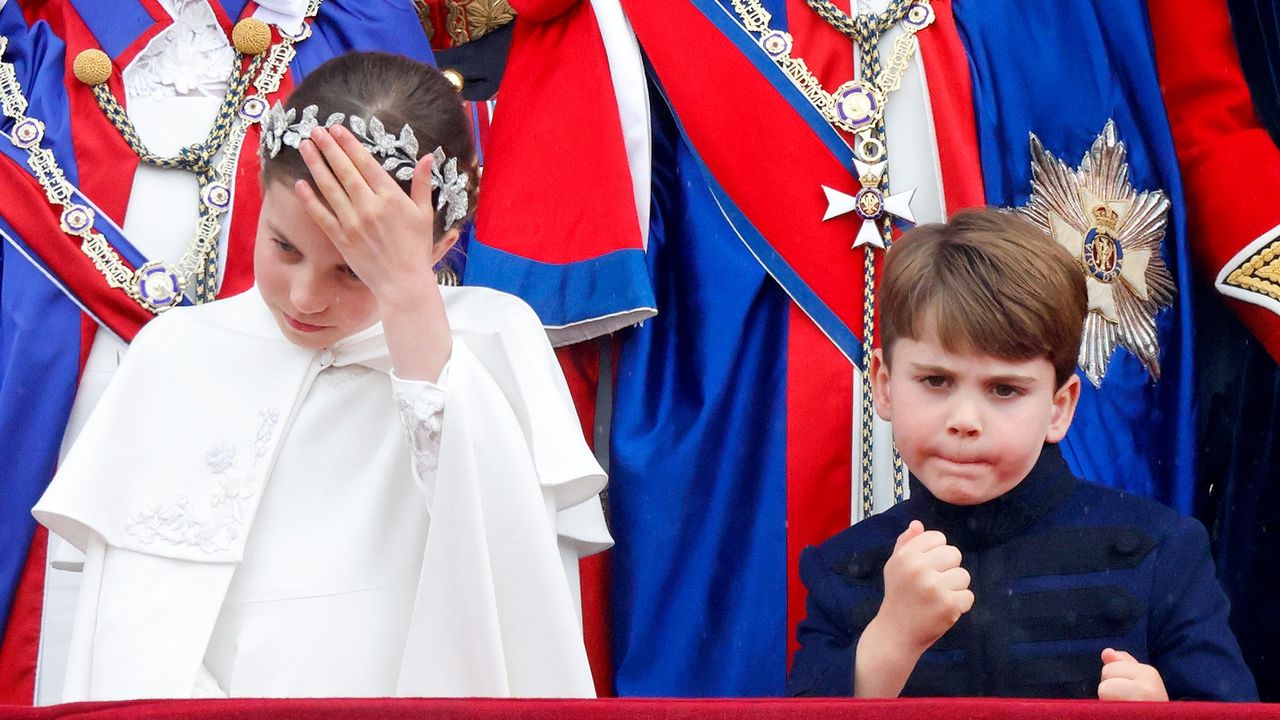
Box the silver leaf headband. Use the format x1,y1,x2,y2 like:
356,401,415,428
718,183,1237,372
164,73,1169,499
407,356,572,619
260,102,471,228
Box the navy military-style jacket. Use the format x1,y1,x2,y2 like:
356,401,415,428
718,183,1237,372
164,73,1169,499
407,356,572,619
787,444,1257,700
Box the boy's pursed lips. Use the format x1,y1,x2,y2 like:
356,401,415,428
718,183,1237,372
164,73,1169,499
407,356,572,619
933,454,992,467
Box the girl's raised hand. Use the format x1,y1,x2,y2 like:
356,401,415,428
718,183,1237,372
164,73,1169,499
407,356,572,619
294,124,444,312
293,123,455,382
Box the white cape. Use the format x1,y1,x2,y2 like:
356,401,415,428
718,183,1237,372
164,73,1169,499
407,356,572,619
33,286,611,700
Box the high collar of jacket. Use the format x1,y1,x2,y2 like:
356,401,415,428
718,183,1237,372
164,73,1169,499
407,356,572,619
907,443,1078,550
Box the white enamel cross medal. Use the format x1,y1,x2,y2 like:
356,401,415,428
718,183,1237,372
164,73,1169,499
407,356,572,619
821,156,916,249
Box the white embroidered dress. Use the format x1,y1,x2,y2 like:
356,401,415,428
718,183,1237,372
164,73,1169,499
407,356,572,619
34,286,611,700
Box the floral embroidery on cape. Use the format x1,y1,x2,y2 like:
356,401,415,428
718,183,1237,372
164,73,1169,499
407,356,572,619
125,407,280,553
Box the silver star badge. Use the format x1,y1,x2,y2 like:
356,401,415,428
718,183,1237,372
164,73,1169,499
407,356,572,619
1021,120,1176,387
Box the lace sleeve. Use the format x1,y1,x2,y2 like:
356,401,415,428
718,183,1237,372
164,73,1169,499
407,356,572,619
390,366,449,511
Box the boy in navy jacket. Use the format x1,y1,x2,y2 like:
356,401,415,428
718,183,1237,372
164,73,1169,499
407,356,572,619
787,209,1256,701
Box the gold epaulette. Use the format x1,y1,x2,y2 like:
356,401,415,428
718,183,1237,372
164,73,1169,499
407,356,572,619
414,0,515,48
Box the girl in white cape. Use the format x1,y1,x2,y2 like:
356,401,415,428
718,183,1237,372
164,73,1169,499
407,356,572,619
33,51,611,701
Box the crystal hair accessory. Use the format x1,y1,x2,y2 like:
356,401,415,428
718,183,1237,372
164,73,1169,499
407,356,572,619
260,102,471,227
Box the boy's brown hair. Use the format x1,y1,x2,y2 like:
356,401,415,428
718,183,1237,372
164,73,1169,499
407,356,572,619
880,208,1087,387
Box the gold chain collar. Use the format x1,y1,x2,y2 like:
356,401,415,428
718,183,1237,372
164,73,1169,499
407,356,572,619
729,0,933,162
0,2,323,313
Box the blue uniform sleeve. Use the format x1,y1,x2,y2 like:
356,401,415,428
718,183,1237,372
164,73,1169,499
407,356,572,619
1148,516,1258,701
787,545,859,697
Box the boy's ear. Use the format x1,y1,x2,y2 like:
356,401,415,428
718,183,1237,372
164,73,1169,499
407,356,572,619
1045,373,1081,443
869,348,893,422
432,228,461,265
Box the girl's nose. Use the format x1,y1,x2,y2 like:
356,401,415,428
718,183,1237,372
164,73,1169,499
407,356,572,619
290,271,330,315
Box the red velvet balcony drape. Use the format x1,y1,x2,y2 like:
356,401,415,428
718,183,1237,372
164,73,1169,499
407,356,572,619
2,697,1277,720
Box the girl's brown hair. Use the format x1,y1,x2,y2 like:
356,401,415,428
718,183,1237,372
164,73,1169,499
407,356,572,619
880,208,1088,388
260,51,478,240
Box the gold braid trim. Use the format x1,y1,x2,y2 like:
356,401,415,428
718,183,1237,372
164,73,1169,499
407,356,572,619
1226,239,1280,303
447,0,515,45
